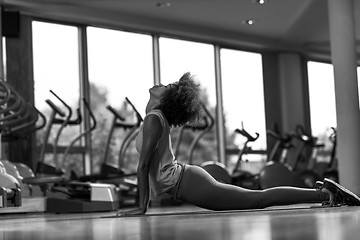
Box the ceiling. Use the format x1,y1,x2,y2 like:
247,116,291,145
2,0,359,60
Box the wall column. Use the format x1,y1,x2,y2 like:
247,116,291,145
5,14,35,169
328,0,360,194
262,53,282,156
0,5,4,79
278,53,311,133
214,45,226,165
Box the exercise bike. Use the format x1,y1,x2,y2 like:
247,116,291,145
322,127,339,182
295,125,323,188
258,125,316,189
197,105,261,188
202,126,260,188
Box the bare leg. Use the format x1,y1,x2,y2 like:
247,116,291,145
176,165,328,211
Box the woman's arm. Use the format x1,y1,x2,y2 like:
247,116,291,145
118,114,162,215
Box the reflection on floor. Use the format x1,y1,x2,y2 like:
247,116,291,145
0,204,360,240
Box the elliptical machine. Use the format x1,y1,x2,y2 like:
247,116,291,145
230,127,260,189
35,90,82,177
75,97,142,182
38,95,120,213
197,105,261,189
258,125,319,189
72,97,142,208
201,124,260,189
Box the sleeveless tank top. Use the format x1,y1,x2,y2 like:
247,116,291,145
135,109,182,199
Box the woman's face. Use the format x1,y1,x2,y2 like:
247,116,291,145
146,83,177,113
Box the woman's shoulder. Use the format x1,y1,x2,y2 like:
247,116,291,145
145,109,166,126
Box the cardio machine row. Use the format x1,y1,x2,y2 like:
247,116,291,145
0,81,143,213
177,104,338,191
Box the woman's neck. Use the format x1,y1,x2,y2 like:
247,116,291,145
145,99,160,114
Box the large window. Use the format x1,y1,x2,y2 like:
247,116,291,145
307,60,344,174
87,27,153,173
159,37,217,165
221,49,266,170
31,22,271,177
308,61,337,139
32,21,82,176
308,61,360,172
307,61,337,163
159,37,216,107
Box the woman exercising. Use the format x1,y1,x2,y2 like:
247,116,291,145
119,72,360,216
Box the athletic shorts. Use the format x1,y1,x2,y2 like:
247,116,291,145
168,164,186,201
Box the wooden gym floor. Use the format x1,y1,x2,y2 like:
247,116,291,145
0,203,359,240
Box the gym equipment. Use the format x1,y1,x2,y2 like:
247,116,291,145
2,106,46,142
0,186,21,208
0,81,11,105
75,97,142,180
46,182,119,213
0,103,30,197
70,97,142,208
230,127,261,189
266,125,293,164
258,125,318,189
171,103,231,183
98,97,142,208
188,105,260,189
295,126,323,187
201,122,260,189
13,162,43,197
61,97,96,174
26,97,95,196
36,91,69,176
0,81,46,136
0,81,23,208
51,90,82,174
22,91,81,196
0,160,31,197
322,127,338,182
23,94,121,213
0,160,21,209
18,91,92,201
0,82,118,213
114,97,143,172
0,81,46,198
36,90,82,176
98,105,130,175
191,106,231,184
0,161,20,190
44,97,120,212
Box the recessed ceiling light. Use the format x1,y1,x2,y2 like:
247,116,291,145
253,0,268,4
242,19,256,26
156,2,171,7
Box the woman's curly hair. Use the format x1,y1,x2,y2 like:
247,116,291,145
158,72,202,127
